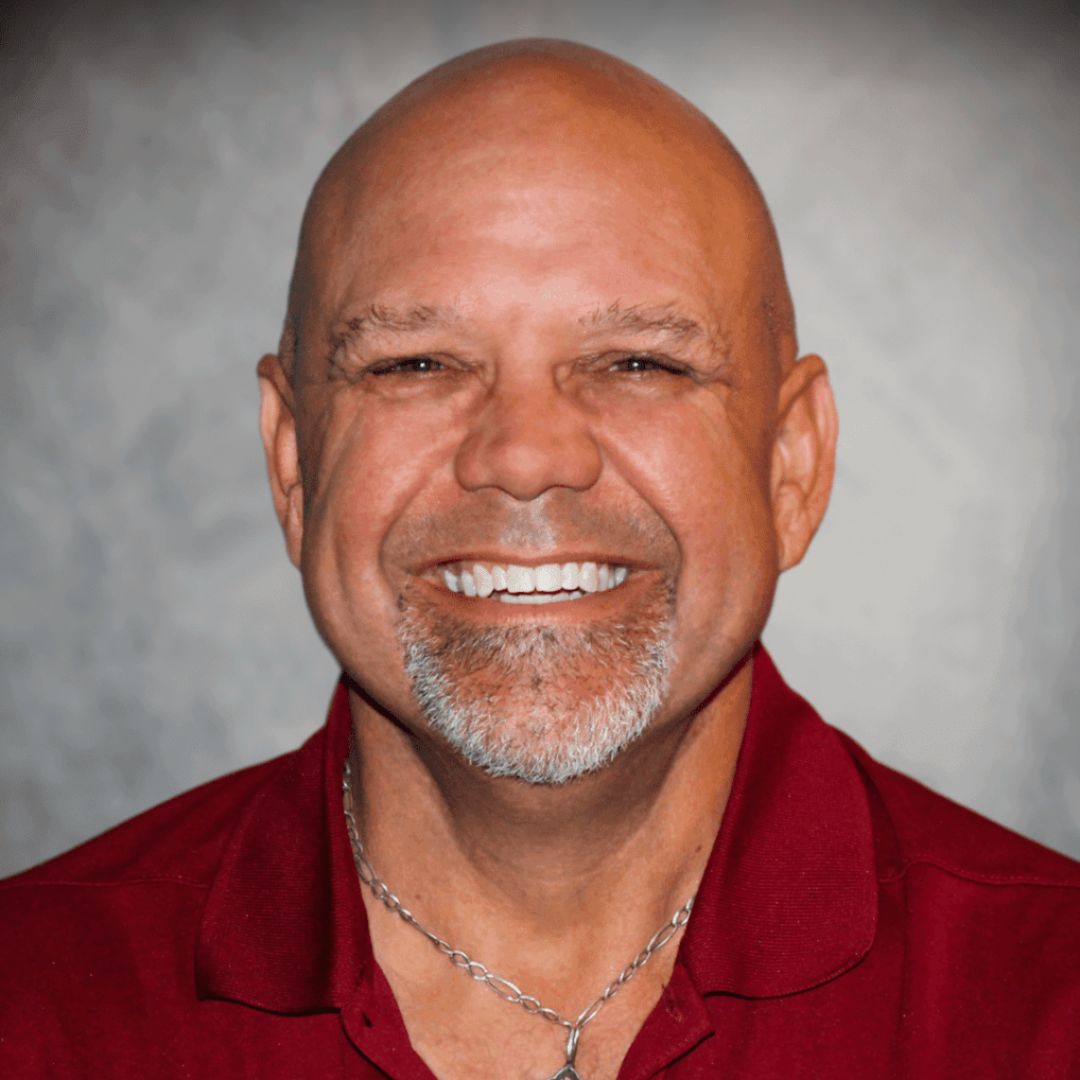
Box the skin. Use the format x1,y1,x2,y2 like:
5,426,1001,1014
257,40,837,1080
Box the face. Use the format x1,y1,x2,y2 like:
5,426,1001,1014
263,98,803,784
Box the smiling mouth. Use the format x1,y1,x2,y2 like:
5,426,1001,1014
440,561,630,605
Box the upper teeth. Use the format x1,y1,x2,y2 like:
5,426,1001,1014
442,561,629,600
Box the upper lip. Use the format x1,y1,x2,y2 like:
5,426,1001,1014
418,553,650,572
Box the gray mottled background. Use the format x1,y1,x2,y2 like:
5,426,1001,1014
2,0,1078,875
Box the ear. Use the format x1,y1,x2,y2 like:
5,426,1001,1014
769,354,838,572
256,353,304,568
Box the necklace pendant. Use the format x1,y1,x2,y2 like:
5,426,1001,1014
547,1067,583,1080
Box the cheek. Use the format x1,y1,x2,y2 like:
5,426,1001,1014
598,392,775,553
599,397,778,679
297,395,464,679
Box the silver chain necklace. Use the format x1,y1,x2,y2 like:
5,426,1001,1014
342,760,694,1080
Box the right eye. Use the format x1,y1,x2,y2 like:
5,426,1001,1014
368,355,446,376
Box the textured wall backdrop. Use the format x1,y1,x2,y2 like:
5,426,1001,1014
2,0,1078,874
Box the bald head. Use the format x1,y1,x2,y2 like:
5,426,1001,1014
281,39,796,384
257,41,838,767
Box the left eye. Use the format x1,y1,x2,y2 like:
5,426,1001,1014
609,354,681,374
370,355,445,376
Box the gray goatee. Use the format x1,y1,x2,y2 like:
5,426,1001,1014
398,584,675,785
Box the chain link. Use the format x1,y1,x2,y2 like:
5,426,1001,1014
342,760,694,1046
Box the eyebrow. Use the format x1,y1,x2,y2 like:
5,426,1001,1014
578,302,709,344
330,303,457,350
327,299,722,362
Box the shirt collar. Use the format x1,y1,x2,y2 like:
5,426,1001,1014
196,678,366,1011
680,644,878,996
196,644,877,1011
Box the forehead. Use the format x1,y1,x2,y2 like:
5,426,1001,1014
300,77,761,349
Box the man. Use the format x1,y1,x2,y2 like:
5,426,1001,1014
1,39,1077,1079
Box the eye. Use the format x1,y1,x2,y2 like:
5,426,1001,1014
368,355,445,376
608,354,685,375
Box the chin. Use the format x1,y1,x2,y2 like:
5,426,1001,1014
396,578,677,785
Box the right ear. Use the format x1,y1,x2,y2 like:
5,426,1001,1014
256,353,304,568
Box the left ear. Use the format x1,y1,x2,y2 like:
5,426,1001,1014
770,353,838,571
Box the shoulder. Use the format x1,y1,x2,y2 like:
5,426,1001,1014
2,752,292,896
835,726,1080,1018
0,749,300,1066
835,730,1079,1069
835,728,1080,892
0,753,296,974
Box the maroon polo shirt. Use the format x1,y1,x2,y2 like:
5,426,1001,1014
2,646,1078,1077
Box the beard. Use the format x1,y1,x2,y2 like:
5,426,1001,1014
397,579,676,785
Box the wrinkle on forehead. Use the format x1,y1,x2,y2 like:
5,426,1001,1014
282,39,796,383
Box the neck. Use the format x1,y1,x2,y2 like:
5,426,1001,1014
347,656,751,948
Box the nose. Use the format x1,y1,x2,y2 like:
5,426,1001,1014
453,377,603,501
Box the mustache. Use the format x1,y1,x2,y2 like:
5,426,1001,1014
384,493,678,566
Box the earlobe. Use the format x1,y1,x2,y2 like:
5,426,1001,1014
770,354,838,572
256,353,305,568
